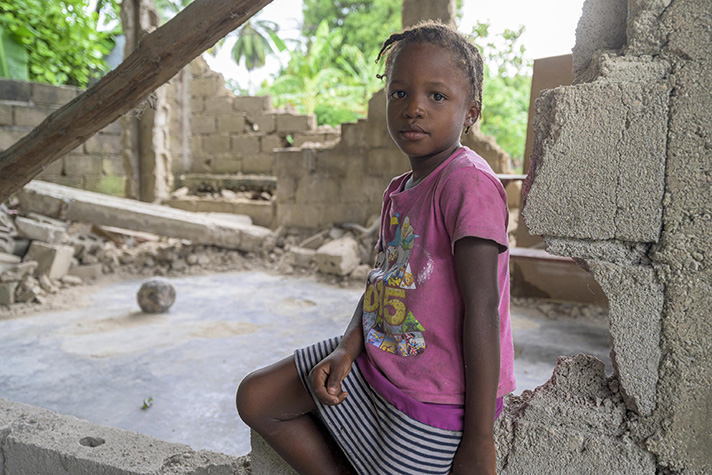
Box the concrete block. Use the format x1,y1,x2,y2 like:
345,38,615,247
190,96,205,113
0,128,27,151
24,242,74,279
232,135,260,155
233,96,270,113
13,105,55,127
315,236,360,276
295,174,340,205
588,260,663,416
523,78,670,243
0,104,13,125
662,0,712,62
260,134,285,153
204,96,234,115
250,430,297,475
0,398,248,475
210,157,242,174
340,121,368,147
0,79,31,101
67,263,104,281
367,89,387,122
191,115,217,134
18,181,272,253
275,177,297,202
191,77,222,97
572,0,627,75
216,114,245,133
276,113,315,133
84,133,121,155
101,155,124,176
246,114,276,133
201,135,231,155
15,217,67,244
286,247,315,268
100,120,122,135
64,154,103,177
0,281,19,305
242,154,274,175
32,83,79,105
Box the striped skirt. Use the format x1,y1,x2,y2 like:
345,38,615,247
294,337,463,475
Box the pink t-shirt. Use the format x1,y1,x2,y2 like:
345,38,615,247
359,146,516,407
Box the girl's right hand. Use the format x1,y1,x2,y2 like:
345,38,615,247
308,348,354,406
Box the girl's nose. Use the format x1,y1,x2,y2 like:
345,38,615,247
404,98,424,119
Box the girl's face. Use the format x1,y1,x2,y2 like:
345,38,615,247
386,42,478,165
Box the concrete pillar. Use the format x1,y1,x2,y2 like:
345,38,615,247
120,0,173,203
401,0,456,28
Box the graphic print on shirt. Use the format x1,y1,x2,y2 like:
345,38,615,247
363,213,426,357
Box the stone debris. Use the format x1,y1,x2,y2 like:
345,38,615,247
0,196,380,310
137,278,176,313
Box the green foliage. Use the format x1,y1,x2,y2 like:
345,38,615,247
302,0,401,56
262,20,384,126
0,25,29,80
228,20,286,72
0,0,112,87
472,22,532,166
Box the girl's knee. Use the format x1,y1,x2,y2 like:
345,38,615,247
235,370,265,427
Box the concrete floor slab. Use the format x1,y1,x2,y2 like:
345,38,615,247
0,271,611,457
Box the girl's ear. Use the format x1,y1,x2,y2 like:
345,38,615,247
464,103,480,128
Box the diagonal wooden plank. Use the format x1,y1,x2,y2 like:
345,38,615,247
0,0,273,203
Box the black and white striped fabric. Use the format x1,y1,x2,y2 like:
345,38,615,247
295,337,463,475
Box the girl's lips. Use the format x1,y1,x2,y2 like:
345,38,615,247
400,126,428,140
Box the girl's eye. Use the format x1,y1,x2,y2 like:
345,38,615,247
390,91,406,99
432,93,445,102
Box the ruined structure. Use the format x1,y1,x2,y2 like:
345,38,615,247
507,0,711,472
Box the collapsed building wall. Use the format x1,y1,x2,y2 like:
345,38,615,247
0,80,125,196
505,0,711,472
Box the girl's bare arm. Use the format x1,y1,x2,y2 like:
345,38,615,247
451,236,501,475
308,293,365,405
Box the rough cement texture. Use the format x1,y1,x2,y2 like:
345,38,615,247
522,0,712,472
523,71,670,242
0,398,248,475
573,0,628,76
494,355,656,474
588,260,663,416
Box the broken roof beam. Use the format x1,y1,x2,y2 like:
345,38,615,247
17,181,271,253
0,0,273,203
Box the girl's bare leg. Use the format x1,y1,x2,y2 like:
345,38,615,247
236,355,356,475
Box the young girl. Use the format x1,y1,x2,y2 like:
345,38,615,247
237,20,515,475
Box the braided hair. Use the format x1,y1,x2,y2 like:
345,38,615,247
376,20,484,126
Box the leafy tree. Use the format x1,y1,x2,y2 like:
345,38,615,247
261,21,364,125
0,0,112,86
301,0,401,57
229,20,286,71
472,22,531,166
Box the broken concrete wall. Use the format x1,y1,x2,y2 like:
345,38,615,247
168,56,339,177
0,80,125,195
275,89,514,230
515,0,712,472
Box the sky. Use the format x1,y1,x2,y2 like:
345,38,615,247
203,0,588,92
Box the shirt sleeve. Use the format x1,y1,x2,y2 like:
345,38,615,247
439,165,509,254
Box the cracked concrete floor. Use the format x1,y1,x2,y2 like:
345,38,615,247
0,271,611,456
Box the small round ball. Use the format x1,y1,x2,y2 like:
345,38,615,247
137,278,176,313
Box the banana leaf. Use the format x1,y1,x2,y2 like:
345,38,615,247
0,26,29,80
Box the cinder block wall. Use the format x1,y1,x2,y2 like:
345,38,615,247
0,79,125,195
275,89,514,230
503,0,711,472
170,57,339,177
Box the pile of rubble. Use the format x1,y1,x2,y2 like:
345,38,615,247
0,199,378,311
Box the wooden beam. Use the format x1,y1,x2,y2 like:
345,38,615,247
0,0,273,203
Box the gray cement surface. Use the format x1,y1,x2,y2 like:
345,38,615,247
0,271,611,457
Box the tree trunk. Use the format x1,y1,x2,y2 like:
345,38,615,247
0,0,273,203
